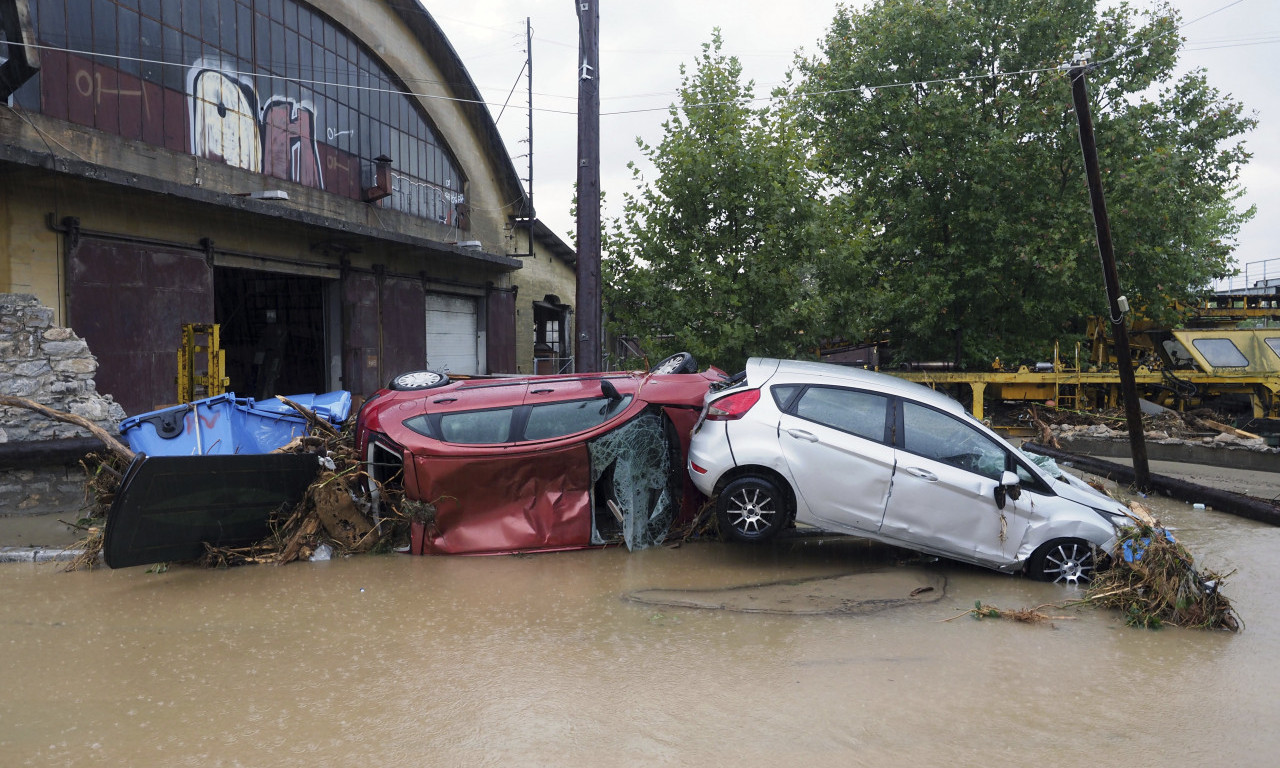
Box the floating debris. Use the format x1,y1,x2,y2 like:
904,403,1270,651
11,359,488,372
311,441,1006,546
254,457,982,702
942,600,1075,627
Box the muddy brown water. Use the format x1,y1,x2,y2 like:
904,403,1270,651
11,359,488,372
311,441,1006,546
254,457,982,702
3,479,1279,767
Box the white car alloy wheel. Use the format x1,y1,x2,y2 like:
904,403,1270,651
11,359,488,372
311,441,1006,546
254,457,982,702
717,476,786,543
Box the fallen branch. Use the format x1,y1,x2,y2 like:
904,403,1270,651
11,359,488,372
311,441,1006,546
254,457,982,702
1029,406,1061,449
941,600,1076,625
0,395,134,463
274,395,339,437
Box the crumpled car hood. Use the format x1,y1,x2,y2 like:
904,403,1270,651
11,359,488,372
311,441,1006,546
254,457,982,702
1048,471,1129,516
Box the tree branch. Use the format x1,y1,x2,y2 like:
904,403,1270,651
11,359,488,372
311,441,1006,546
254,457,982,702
0,395,134,463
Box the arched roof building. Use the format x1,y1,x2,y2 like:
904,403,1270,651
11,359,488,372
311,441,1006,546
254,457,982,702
0,0,576,414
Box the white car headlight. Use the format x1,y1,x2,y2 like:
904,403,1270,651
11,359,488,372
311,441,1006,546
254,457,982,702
1091,506,1134,529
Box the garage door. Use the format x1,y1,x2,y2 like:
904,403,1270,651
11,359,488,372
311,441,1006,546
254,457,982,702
426,293,478,375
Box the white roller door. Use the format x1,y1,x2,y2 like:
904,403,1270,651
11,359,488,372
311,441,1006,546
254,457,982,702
426,293,479,374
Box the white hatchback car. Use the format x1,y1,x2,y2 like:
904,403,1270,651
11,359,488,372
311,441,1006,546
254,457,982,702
688,358,1129,583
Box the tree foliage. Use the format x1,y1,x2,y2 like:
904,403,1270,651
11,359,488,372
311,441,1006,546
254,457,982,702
604,2,1255,371
603,32,846,373
797,0,1255,365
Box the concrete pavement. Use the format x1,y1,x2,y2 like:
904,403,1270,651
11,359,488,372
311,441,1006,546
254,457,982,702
0,512,88,562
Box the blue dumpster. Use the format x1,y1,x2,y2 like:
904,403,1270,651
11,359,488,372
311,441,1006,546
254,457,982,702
119,391,350,456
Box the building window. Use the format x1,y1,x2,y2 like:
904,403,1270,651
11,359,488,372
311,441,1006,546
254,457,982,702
533,296,570,375
25,0,467,224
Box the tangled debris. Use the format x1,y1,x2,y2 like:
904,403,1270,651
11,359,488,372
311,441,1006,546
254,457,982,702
952,499,1242,632
1086,518,1242,631
55,450,132,571
1016,404,1272,452
61,398,407,571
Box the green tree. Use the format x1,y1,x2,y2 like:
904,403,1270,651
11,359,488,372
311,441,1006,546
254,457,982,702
604,32,847,373
798,0,1255,366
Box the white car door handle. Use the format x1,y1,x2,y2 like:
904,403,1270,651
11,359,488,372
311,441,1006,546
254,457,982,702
904,467,937,482
785,428,819,443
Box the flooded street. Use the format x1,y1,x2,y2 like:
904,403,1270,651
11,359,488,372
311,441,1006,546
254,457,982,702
3,485,1279,767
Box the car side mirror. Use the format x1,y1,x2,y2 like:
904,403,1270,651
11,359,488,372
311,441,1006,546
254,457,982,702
994,470,1022,509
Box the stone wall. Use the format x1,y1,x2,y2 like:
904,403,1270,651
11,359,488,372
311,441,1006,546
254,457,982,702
0,293,126,515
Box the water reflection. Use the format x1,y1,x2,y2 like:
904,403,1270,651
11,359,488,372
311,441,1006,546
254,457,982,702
2,491,1277,766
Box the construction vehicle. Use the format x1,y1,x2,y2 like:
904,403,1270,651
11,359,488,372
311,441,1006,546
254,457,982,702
877,291,1280,422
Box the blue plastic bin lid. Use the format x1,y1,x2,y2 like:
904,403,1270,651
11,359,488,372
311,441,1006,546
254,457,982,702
245,391,352,425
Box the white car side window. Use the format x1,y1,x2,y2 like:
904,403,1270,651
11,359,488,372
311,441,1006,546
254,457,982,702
901,401,1006,480
793,386,890,443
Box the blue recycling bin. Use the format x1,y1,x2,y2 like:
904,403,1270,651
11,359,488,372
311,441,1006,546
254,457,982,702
119,391,350,456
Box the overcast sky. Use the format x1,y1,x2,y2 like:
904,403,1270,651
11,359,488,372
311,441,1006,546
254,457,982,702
431,1,1278,288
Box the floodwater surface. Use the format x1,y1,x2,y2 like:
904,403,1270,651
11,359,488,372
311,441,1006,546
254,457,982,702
2,484,1278,767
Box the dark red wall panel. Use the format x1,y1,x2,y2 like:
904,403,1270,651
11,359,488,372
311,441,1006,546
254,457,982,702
486,286,517,374
379,276,426,381
67,238,214,415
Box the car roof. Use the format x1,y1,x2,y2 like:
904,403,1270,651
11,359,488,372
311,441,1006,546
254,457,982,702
747,357,968,417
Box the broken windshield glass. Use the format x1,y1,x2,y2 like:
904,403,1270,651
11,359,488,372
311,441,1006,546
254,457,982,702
588,408,680,551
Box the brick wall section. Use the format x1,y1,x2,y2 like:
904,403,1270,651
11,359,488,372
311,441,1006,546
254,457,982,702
1,294,126,516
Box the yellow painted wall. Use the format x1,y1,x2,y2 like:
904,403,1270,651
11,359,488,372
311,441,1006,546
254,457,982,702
0,171,65,320
511,227,578,374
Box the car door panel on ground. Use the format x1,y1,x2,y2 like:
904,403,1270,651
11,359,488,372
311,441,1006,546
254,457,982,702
776,386,896,533
881,400,1030,565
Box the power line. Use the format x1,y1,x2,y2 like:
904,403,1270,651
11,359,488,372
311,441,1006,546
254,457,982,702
8,39,579,117
11,0,1273,123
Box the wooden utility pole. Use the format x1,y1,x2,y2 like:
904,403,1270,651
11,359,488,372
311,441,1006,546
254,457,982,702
1069,59,1151,491
526,17,535,258
574,0,601,372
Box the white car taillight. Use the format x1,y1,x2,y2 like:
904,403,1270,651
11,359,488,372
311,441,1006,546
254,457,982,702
705,389,761,421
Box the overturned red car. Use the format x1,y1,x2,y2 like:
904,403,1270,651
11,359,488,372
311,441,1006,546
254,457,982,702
355,354,723,555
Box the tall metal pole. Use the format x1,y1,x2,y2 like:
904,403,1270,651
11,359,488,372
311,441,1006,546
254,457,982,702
574,0,601,373
1069,61,1151,490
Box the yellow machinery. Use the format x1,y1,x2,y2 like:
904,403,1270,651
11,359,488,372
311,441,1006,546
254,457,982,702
176,323,230,404
889,294,1280,421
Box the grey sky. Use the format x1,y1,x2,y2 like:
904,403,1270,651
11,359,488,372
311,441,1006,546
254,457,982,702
434,1,1277,286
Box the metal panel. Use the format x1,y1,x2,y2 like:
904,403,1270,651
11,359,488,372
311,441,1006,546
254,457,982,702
486,285,517,374
341,271,380,397
425,293,478,375
103,453,320,569
67,238,214,416
379,275,427,381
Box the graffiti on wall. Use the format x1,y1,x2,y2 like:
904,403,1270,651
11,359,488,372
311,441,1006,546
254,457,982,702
187,59,324,189
392,171,465,226
73,65,153,122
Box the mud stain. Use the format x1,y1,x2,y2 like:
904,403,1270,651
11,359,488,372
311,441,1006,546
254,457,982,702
624,568,946,614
